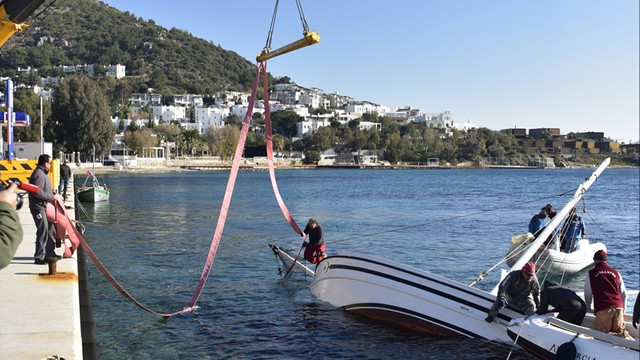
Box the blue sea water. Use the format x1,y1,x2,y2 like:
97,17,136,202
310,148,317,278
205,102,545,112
79,167,639,359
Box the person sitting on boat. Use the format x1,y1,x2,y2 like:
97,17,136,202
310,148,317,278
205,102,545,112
584,250,628,337
536,280,587,325
485,261,540,323
543,203,556,219
560,208,585,252
302,218,326,264
528,208,550,236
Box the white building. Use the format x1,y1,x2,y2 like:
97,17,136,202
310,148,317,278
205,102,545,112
196,107,229,134
151,105,186,123
413,111,453,130
105,64,126,79
130,93,162,108
173,94,204,108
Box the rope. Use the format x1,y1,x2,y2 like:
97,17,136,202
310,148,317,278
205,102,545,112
506,315,530,359
582,200,640,263
338,190,574,243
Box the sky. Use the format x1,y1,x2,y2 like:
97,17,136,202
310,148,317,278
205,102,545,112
100,1,639,143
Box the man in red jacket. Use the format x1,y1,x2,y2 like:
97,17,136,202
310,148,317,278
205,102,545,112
584,250,628,335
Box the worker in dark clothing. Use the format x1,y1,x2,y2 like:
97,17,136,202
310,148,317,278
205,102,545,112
536,280,587,325
302,218,325,264
486,262,540,323
528,208,549,235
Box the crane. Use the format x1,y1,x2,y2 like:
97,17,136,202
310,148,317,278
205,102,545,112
0,0,46,47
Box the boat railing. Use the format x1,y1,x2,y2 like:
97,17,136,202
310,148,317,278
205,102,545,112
547,317,639,351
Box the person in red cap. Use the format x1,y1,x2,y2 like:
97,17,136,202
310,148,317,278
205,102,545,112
584,249,628,336
485,261,540,323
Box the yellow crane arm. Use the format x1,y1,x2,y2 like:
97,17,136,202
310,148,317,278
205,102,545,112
0,0,46,47
256,30,320,62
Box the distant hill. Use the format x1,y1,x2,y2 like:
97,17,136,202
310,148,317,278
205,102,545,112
0,0,257,95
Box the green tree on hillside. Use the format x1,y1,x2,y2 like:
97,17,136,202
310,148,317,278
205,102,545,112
51,75,116,156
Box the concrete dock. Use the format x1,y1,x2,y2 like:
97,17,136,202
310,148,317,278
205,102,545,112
0,186,84,359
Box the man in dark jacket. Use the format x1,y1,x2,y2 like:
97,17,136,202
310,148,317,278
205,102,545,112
29,154,62,264
302,218,326,264
58,158,72,200
536,280,587,325
486,261,540,322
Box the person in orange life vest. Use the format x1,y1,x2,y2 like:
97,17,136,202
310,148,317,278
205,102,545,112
485,261,540,323
584,249,628,336
302,218,325,264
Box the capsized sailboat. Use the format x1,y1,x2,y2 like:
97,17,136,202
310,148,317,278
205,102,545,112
309,158,615,343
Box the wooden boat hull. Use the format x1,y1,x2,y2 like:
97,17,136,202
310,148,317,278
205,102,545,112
507,315,639,360
77,186,110,203
309,253,525,342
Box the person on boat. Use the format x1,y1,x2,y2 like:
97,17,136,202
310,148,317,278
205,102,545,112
302,218,326,264
536,280,587,325
633,296,639,329
584,250,628,336
543,204,556,219
485,261,540,323
528,208,550,236
58,158,72,200
29,154,63,265
560,208,585,252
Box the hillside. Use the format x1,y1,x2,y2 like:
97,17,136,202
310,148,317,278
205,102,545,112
0,0,256,95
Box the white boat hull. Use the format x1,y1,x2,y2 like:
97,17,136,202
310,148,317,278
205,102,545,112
310,253,526,342
507,315,639,360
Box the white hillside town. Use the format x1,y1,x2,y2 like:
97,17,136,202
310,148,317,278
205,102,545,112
7,63,473,167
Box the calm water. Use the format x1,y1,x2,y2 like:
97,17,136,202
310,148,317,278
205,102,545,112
79,167,639,359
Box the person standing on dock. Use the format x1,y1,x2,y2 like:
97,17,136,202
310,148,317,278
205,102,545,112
584,250,628,336
58,158,72,200
302,218,326,264
485,261,540,323
28,154,62,265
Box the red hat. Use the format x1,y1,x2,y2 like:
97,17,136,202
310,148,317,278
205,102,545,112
522,262,536,275
593,250,607,261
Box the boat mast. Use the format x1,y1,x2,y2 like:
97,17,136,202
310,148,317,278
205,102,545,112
490,157,611,295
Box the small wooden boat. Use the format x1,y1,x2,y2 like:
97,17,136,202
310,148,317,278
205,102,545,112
76,169,109,203
76,146,109,203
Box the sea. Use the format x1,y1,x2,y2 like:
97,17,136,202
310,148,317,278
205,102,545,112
78,166,639,359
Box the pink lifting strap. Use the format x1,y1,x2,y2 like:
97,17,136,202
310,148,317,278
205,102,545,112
62,62,304,317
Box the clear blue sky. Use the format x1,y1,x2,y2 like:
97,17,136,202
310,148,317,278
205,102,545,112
102,0,639,143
